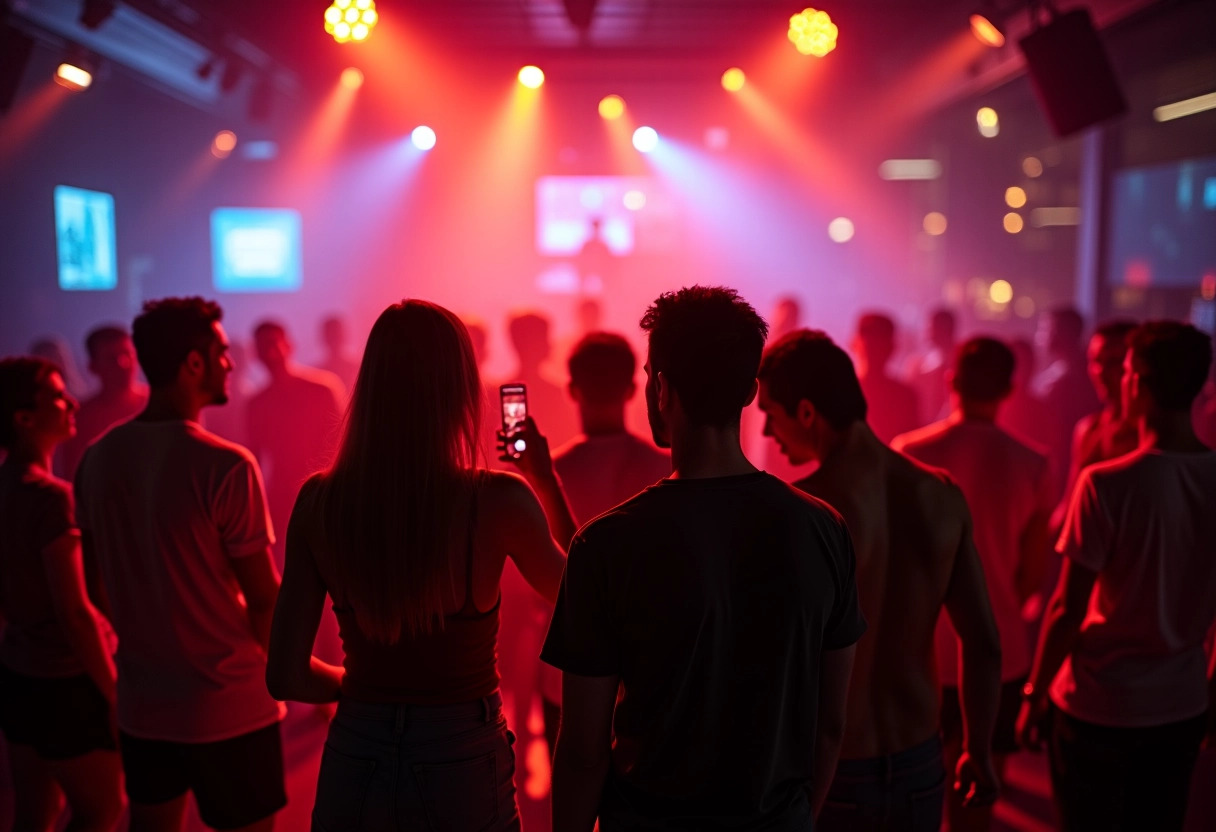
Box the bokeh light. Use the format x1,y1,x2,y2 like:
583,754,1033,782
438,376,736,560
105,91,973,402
976,106,999,138
1003,212,1024,233
623,190,646,211
598,94,625,120
1022,156,1044,177
632,126,659,153
721,68,746,92
989,279,1014,305
325,0,377,44
340,67,364,89
211,130,237,158
788,8,839,57
923,212,948,236
969,14,1005,48
518,65,545,89
1014,297,1037,318
828,217,855,243
1005,186,1027,208
411,125,436,151
55,63,92,91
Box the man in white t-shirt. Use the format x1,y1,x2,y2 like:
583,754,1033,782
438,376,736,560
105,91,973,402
1016,321,1216,832
894,337,1053,832
75,297,286,832
541,332,670,752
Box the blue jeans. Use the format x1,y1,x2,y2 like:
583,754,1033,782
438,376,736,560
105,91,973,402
312,692,520,832
816,735,946,832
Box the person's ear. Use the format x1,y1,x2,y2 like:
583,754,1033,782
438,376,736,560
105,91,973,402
657,371,671,412
13,409,35,431
184,348,206,381
743,378,758,408
796,399,817,429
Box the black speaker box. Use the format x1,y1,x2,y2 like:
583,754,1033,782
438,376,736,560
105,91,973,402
1019,9,1128,137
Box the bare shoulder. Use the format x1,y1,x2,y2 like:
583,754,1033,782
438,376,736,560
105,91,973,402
890,448,969,520
475,469,537,515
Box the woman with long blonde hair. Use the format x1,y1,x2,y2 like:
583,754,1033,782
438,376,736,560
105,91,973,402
267,300,573,831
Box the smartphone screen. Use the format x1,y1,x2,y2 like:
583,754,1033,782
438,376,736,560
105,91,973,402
500,384,527,457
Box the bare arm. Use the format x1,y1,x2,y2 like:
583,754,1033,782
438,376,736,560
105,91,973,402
499,417,579,549
942,497,1002,806
1016,504,1052,604
488,472,568,604
1016,560,1098,748
811,645,855,817
551,671,618,832
266,500,343,703
230,548,281,652
43,531,117,705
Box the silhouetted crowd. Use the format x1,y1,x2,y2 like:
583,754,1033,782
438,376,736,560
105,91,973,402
2,287,1215,832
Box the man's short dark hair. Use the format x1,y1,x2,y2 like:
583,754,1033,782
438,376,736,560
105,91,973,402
953,337,1015,402
758,330,867,430
1128,321,1212,411
85,325,131,361
568,332,636,405
640,286,768,428
0,356,59,449
253,320,288,342
132,297,223,388
1050,306,1086,342
1094,319,1138,344
857,312,896,345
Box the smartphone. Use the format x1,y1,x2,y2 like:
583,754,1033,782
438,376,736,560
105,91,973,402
500,383,528,458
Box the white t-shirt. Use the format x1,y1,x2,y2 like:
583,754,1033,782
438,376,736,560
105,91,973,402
894,417,1053,685
541,431,671,703
75,420,285,742
1050,448,1216,727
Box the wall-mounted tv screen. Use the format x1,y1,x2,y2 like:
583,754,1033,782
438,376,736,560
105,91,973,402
211,207,302,292
1107,157,1216,289
535,176,678,257
55,185,118,291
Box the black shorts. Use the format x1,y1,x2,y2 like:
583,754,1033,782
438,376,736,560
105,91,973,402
0,662,117,760
120,722,286,830
940,675,1026,756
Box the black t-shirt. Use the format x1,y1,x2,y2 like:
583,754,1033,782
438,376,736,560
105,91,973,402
541,472,866,830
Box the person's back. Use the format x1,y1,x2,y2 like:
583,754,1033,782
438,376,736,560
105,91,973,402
1034,307,1101,499
554,432,668,524
758,330,1001,832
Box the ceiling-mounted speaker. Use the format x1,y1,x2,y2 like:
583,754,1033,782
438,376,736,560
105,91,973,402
0,24,35,113
1018,9,1127,137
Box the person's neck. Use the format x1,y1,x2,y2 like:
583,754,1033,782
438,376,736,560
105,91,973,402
1139,410,1207,453
580,408,627,437
98,381,139,402
266,363,293,382
958,400,1000,423
669,425,756,480
817,421,885,472
139,387,202,423
6,441,52,473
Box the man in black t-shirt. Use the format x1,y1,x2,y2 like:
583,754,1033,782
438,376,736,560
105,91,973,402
541,286,866,831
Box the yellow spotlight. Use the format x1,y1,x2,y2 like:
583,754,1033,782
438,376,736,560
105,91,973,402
55,62,92,91
518,65,545,89
923,212,948,236
976,106,999,137
326,0,376,43
969,14,1006,48
721,68,746,92
1003,212,1024,234
340,67,364,89
598,94,625,120
1005,186,1027,208
788,8,838,57
211,130,237,159
1022,156,1043,178
989,279,1013,305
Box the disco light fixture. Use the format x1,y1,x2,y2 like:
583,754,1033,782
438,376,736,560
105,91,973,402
721,68,746,92
632,126,658,153
518,65,545,89
969,13,1006,48
411,125,436,151
788,8,838,57
598,94,625,120
55,62,93,91
326,0,379,44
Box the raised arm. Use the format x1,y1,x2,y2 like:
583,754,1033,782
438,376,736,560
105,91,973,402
942,492,1003,807
498,417,579,549
483,471,567,604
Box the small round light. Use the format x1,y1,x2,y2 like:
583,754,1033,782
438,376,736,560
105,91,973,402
362,9,377,24
1003,212,1024,234
787,8,839,57
325,7,341,24
334,21,351,40
598,94,625,120
340,67,364,89
211,129,237,158
513,438,527,453
623,190,646,211
351,22,369,40
1022,156,1043,178
411,125,436,151
344,7,359,23
828,217,855,243
518,65,545,89
923,212,948,236
1005,186,1027,208
1014,297,1037,318
977,106,999,137
632,126,659,153
721,67,746,92
989,280,1014,305
969,14,1006,48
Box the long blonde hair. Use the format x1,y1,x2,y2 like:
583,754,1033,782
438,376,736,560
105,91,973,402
315,300,481,643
